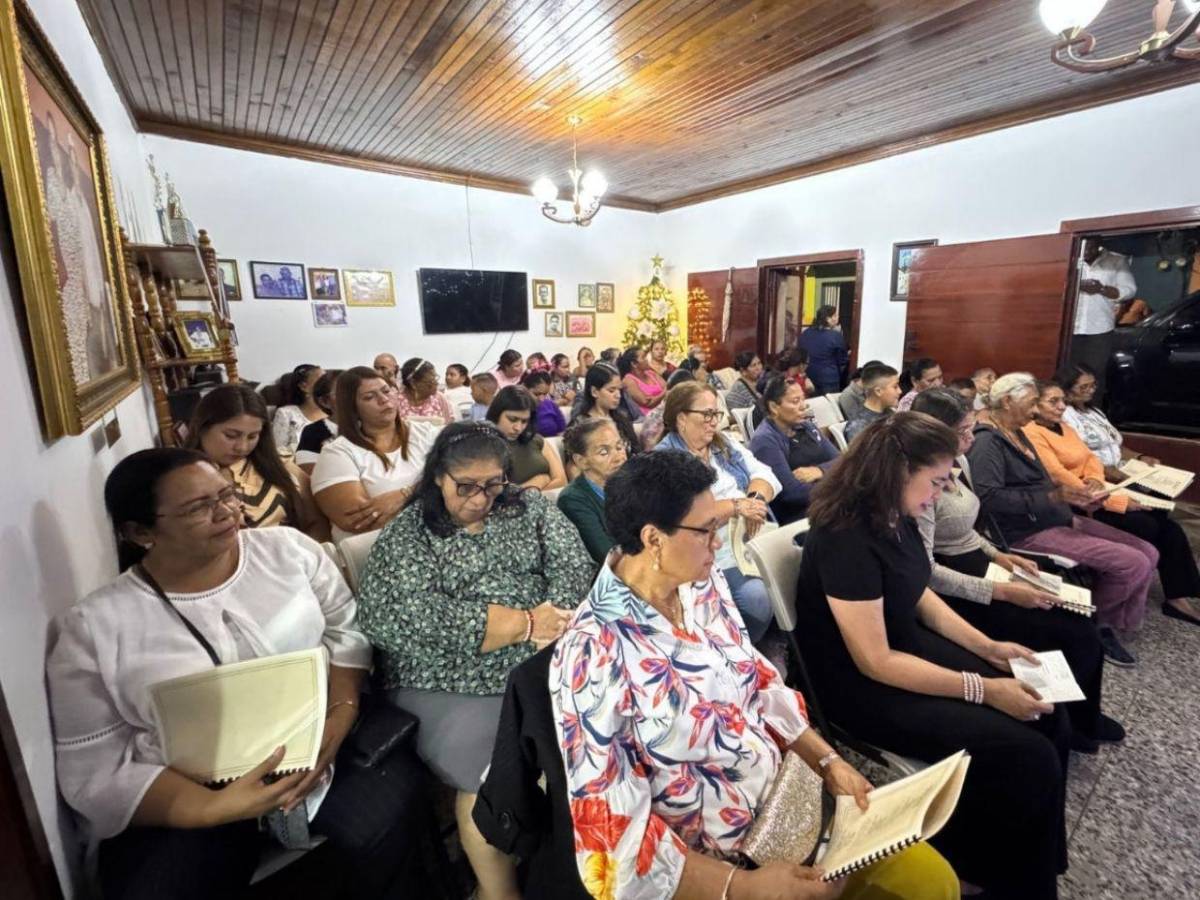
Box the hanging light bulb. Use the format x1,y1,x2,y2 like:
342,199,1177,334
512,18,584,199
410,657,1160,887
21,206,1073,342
581,170,608,198
533,115,606,226
1038,0,1108,35
531,177,558,204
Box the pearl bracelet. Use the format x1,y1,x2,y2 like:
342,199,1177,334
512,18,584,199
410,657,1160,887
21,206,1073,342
961,671,984,705
522,609,534,643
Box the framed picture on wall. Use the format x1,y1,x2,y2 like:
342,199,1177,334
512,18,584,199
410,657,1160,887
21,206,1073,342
890,240,938,301
250,260,308,299
343,268,396,306
577,283,596,308
312,302,348,327
532,278,555,309
544,311,563,338
308,267,341,300
596,282,614,312
566,311,595,338
217,259,242,301
172,311,223,361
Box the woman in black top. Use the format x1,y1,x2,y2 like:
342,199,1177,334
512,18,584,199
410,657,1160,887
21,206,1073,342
796,412,1071,900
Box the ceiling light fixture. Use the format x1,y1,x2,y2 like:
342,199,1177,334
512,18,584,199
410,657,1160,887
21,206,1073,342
531,115,607,227
1040,0,1200,72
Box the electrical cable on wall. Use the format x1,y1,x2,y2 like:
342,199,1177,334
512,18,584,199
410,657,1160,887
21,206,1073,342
464,178,516,373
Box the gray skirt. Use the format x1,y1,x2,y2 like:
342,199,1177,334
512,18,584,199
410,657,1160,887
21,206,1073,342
386,687,504,793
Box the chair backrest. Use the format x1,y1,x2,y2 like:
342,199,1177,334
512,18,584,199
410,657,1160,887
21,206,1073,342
456,401,474,421
541,487,562,503
745,518,810,631
827,419,849,452
337,531,381,594
806,396,841,428
406,415,444,426
730,405,756,442
544,434,565,467
713,367,738,390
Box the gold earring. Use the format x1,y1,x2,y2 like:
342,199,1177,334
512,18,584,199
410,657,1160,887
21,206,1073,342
653,549,662,572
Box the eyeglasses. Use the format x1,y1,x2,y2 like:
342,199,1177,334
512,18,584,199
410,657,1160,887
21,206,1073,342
590,442,630,459
448,476,509,498
159,487,243,523
684,409,721,424
674,521,720,542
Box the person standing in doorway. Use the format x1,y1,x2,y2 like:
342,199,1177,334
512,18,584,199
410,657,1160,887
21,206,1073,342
1069,241,1136,404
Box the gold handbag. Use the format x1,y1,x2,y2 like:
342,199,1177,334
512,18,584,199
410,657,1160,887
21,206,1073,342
740,751,832,866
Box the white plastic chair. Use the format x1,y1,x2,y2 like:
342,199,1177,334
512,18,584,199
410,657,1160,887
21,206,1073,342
544,434,565,468
745,520,926,778
828,420,849,452
541,487,563,503
807,396,843,429
337,531,382,594
730,405,756,442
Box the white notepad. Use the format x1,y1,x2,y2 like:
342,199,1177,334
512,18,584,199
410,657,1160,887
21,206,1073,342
1009,650,1085,703
1118,459,1194,499
150,647,328,784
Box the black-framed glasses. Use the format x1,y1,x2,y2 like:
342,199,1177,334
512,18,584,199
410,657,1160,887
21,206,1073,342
684,409,721,424
158,487,243,522
449,476,508,499
674,521,720,542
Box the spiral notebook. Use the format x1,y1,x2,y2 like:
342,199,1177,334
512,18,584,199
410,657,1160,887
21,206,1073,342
816,750,970,881
150,647,327,785
985,563,1094,617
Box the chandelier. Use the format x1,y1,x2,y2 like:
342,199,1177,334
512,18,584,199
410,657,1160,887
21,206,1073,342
531,115,608,227
1040,0,1200,72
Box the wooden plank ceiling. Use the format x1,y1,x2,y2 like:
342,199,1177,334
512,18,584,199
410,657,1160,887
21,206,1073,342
76,0,1200,210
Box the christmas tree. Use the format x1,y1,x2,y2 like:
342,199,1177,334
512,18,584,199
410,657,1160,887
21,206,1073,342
622,255,684,356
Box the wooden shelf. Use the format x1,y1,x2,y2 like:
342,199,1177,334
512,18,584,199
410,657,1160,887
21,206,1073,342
126,242,207,280
148,358,225,370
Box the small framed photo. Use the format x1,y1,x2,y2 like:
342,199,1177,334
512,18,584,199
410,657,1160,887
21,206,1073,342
544,311,564,337
172,311,223,360
596,282,615,312
577,283,596,308
308,267,341,300
890,240,938,302
344,268,396,307
532,278,556,309
312,301,348,327
174,278,211,300
217,259,242,301
250,261,308,299
566,311,595,338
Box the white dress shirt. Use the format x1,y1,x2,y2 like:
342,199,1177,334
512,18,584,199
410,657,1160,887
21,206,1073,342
1073,251,1136,336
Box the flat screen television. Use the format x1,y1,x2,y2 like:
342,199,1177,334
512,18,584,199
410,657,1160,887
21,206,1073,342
417,268,529,334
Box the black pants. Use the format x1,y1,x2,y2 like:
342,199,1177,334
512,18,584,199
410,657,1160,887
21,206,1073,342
804,627,1070,900
98,744,441,900
936,548,1106,738
1093,508,1200,601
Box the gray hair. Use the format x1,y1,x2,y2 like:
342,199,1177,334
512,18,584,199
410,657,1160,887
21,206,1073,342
988,372,1036,410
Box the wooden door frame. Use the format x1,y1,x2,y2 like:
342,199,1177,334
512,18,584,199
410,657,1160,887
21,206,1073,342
755,250,864,371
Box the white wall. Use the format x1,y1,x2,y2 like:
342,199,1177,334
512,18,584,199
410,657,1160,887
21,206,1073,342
658,82,1200,369
143,135,661,384
0,1,161,894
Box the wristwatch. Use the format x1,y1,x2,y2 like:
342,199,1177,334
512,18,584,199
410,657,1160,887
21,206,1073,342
746,491,766,502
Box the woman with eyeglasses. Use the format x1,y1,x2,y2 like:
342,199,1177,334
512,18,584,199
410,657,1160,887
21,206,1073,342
356,422,594,900
271,363,326,455
556,417,629,563
46,448,436,899
654,381,780,643
394,357,454,425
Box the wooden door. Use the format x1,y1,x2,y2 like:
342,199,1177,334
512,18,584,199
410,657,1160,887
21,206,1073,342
904,234,1076,378
686,268,759,369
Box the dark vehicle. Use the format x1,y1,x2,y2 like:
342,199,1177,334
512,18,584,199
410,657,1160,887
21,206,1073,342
1107,290,1200,437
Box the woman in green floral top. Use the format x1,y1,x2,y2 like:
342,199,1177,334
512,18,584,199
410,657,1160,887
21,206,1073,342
357,421,594,900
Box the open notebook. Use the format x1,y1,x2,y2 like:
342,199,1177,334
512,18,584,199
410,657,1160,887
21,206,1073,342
150,647,328,785
816,750,970,881
985,563,1094,616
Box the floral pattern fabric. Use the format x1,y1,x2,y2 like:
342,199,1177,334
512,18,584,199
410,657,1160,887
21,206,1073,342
551,560,809,899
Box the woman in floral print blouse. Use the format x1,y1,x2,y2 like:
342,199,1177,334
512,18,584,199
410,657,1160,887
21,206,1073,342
357,421,595,900
551,451,959,900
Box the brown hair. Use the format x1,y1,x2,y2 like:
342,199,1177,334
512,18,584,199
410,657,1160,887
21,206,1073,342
808,411,957,535
334,366,410,471
659,381,733,456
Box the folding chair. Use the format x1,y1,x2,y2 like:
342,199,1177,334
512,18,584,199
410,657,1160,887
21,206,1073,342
730,405,756,442
806,395,843,429
337,531,382,594
827,420,849,452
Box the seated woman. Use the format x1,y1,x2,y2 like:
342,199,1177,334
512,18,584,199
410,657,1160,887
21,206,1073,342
647,337,676,379
569,363,641,457
271,363,327,456
797,304,848,395
444,363,473,411
749,376,839,524
966,373,1156,667
759,346,817,397
724,350,766,417
487,386,567,491
47,448,433,900
618,345,668,415
654,381,780,643
394,358,454,425
571,346,595,380
522,370,567,437
796,412,1071,900
186,384,327,541
552,451,958,900
312,366,438,541
676,343,724,390
494,349,525,388
295,368,342,473
912,388,1122,752
1025,379,1200,626
356,422,594,900
549,353,578,405
1057,362,1158,477
556,417,628,562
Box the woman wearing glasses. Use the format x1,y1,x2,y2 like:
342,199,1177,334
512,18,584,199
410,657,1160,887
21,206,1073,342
654,381,780,643
46,448,435,899
356,422,594,900
556,417,629,563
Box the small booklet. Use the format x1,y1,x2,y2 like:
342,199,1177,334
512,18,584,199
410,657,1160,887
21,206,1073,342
1103,482,1176,512
816,751,971,881
985,563,1094,616
150,647,328,785
1118,459,1195,499
1009,650,1085,703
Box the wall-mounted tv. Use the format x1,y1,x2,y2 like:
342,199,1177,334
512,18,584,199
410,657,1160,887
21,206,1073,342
417,268,529,334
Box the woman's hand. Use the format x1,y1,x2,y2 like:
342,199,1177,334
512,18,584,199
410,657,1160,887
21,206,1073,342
1054,485,1101,510
983,678,1054,722
529,602,571,648
792,466,824,484
1083,477,1107,493
736,497,769,538
993,582,1056,610
822,759,872,811
278,704,358,813
732,863,845,900
1135,454,1160,466
561,389,576,405
980,640,1039,674
994,552,1038,576
206,747,307,826
345,488,410,532
1124,499,1146,512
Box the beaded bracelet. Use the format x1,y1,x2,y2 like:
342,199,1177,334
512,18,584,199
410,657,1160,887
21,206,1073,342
961,671,984,705
522,609,535,643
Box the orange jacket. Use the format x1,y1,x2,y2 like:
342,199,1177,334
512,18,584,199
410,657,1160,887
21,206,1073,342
1023,421,1129,514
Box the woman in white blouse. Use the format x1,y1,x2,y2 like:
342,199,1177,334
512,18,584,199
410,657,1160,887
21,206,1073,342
312,366,438,541
271,363,327,456
45,448,433,899
1057,362,1159,478
652,380,781,643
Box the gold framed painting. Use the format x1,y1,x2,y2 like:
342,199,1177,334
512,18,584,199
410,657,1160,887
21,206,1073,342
343,268,395,307
172,311,223,361
0,0,139,438
532,278,555,309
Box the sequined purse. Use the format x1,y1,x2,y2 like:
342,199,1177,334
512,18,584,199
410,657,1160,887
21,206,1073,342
740,751,832,866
